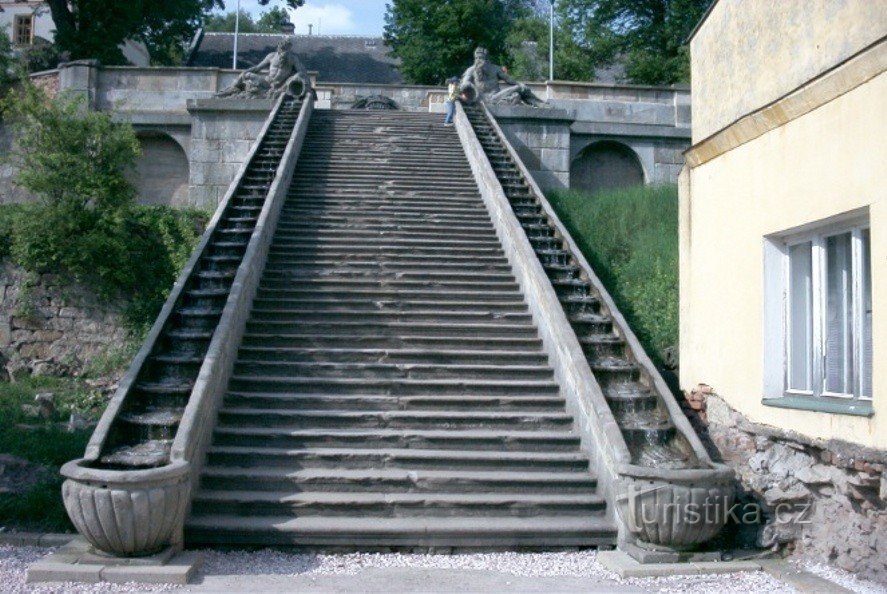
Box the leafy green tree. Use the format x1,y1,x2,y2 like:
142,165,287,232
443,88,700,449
556,0,710,85
257,6,293,32
1,84,207,327
205,6,292,33
385,0,525,85
505,15,549,80
44,0,304,65
205,10,263,33
0,31,18,88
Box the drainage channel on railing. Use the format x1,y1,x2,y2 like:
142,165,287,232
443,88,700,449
92,96,304,470
463,103,696,471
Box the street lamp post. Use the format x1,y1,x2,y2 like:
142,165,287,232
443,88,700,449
549,0,555,81
233,0,241,70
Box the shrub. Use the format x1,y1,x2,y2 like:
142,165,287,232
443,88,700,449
0,203,25,259
548,184,678,365
0,84,208,329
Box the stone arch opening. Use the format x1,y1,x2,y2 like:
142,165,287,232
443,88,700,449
129,131,190,207
570,140,645,194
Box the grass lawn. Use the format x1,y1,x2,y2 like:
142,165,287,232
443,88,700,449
0,375,106,532
548,184,678,366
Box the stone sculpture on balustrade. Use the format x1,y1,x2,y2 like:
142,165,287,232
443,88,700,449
217,37,311,99
459,47,547,107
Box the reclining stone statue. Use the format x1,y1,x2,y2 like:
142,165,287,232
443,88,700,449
217,38,311,99
459,47,546,107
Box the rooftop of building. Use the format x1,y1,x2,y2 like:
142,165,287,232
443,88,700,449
186,31,403,85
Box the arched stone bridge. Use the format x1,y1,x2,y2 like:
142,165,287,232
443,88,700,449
4,61,690,209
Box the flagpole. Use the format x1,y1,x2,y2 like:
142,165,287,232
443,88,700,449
233,0,241,70
549,0,554,81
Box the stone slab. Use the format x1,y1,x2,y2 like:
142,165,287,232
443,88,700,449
758,559,855,594
26,538,203,585
619,540,722,563
488,104,573,122
187,98,275,112
597,550,762,578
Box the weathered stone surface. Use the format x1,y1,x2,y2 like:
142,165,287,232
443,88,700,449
0,263,127,376
686,389,887,583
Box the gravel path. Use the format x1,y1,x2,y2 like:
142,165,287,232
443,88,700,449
798,560,886,594
3,545,879,594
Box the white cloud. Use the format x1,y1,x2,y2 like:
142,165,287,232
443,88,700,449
289,4,357,35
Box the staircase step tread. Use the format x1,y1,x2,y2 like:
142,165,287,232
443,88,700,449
207,446,583,462
201,466,593,482
192,490,603,506
185,515,615,535
214,427,578,440
219,409,571,421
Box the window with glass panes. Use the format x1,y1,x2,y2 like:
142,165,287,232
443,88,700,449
785,223,872,401
13,14,33,46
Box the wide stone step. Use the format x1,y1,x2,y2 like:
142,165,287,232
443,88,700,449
238,333,543,351
190,490,605,518
197,467,596,494
249,297,527,312
271,236,503,248
235,347,547,365
211,427,579,452
258,271,515,284
249,309,531,325
267,244,506,257
226,377,560,396
205,446,586,471
232,360,552,381
222,392,565,412
274,221,496,234
242,320,539,338
261,260,513,273
184,514,616,548
254,287,525,301
271,229,497,241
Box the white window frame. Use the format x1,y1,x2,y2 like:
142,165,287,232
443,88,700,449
763,211,872,405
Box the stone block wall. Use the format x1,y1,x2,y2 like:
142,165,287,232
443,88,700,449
491,107,573,192
685,386,886,582
0,263,128,375
186,99,273,210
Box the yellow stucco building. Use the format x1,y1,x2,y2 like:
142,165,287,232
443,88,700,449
679,1,886,576
680,1,886,449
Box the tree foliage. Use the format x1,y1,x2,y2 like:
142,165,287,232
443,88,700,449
384,0,528,85
44,0,304,65
0,84,206,328
205,6,292,34
555,0,710,84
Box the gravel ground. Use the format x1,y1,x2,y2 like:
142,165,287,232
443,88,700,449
3,545,877,594
197,549,793,593
797,560,886,594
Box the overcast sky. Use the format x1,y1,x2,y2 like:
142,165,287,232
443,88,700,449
217,1,390,36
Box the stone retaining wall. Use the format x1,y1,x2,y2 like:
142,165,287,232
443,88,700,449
0,263,128,376
685,386,886,582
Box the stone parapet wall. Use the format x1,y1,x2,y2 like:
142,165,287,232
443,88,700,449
0,263,127,375
685,386,886,582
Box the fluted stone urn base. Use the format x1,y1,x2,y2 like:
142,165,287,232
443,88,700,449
615,471,735,552
61,459,191,557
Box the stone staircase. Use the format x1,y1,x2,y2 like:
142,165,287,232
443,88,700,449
94,97,304,469
184,110,617,549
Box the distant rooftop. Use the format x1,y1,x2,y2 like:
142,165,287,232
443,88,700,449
187,32,403,85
